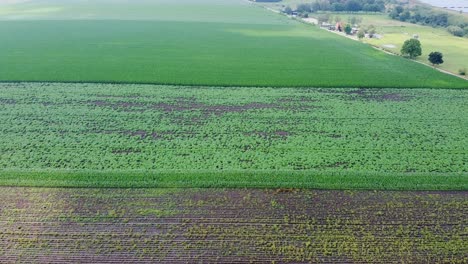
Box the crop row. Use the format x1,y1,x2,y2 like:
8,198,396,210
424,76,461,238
0,187,466,263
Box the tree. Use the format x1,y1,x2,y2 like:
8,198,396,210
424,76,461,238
348,16,362,26
459,68,466,76
344,24,352,35
401,39,422,58
312,0,330,11
297,3,311,13
363,3,384,12
283,6,293,15
390,5,404,19
399,10,411,21
366,25,376,38
346,0,362,12
357,29,365,39
331,2,345,12
428,52,443,66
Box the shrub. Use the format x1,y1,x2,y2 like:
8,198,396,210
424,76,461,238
357,29,365,39
283,6,293,15
447,26,464,37
459,68,467,76
344,24,352,35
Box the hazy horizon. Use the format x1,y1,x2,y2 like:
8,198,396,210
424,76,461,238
419,0,468,13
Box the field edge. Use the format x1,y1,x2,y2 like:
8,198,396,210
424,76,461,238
0,170,466,190
0,79,467,90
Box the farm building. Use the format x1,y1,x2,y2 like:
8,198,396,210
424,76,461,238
335,22,344,32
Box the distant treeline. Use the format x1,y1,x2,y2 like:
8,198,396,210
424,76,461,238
389,5,468,37
252,0,281,2
285,0,385,14
281,0,467,37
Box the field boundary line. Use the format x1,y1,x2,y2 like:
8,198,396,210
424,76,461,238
0,80,466,90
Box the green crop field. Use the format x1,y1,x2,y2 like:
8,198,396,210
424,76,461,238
0,82,467,189
0,0,466,88
1,1,468,262
327,14,468,75
259,3,468,77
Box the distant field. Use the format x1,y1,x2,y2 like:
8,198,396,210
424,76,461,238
258,2,468,77
0,0,466,88
1,187,467,263
336,14,468,75
0,82,467,189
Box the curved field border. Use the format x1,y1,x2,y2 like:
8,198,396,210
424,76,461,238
0,170,467,190
1,20,467,89
0,79,467,90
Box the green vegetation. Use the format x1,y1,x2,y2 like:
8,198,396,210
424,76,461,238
308,13,468,75
281,0,386,13
388,3,468,37
0,1,466,262
0,1,466,88
428,51,444,66
0,82,467,189
401,38,422,58
1,170,466,190
344,23,352,34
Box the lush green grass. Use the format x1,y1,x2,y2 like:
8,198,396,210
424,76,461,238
0,1,466,88
259,2,467,76
335,14,468,75
288,13,468,74
0,82,467,189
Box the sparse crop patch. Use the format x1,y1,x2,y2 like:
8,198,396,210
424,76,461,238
0,82,467,189
0,188,466,263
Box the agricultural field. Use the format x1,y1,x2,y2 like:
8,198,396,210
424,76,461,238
338,14,468,75
0,0,466,88
0,82,467,189
1,0,468,262
1,187,466,263
259,5,468,76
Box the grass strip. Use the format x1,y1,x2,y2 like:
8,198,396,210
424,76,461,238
0,170,466,190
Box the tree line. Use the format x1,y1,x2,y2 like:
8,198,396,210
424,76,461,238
389,5,468,37
285,0,385,14
282,0,467,38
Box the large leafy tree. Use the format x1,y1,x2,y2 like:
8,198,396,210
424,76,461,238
401,39,422,58
428,52,444,66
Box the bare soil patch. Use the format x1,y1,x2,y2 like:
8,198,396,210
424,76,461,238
346,88,413,102
1,188,466,263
